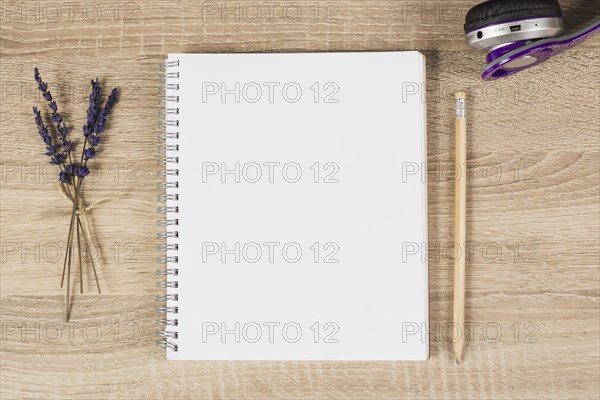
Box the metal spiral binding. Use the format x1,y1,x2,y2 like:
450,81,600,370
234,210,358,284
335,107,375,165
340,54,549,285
156,59,180,353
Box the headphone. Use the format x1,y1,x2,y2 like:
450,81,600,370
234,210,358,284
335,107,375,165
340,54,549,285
464,0,600,80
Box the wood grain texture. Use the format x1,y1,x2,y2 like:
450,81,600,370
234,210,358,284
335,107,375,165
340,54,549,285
1,1,599,399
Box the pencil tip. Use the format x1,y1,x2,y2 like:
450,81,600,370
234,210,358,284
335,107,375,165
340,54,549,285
454,347,463,364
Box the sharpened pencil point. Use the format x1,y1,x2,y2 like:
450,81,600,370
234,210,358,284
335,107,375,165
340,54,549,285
454,347,463,364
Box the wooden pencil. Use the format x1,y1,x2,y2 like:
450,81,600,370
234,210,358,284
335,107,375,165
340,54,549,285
453,91,467,363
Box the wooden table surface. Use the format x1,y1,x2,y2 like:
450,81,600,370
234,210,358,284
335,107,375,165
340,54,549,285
1,1,599,399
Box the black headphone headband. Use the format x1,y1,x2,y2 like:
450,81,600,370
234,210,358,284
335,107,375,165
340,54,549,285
464,0,563,33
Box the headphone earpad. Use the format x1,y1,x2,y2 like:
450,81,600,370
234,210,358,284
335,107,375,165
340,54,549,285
464,0,563,33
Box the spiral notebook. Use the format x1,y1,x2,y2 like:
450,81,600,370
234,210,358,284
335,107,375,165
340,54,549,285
159,52,429,360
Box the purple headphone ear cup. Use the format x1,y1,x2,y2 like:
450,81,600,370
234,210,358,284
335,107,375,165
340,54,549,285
482,19,600,80
465,1,599,80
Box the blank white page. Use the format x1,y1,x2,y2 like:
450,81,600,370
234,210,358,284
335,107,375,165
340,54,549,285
164,52,428,360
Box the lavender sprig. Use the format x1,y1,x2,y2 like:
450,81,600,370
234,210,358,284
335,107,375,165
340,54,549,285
82,86,119,165
83,78,101,138
31,67,120,319
95,87,118,134
63,79,117,183
32,106,65,167
34,68,73,159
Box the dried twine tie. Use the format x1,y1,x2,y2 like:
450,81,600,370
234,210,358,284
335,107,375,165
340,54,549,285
58,182,118,270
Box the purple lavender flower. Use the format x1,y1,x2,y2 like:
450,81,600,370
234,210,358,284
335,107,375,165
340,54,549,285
83,78,101,137
58,125,68,138
78,85,117,169
60,163,86,182
50,153,65,165
33,68,119,185
62,140,75,152
88,134,100,147
83,147,96,160
33,107,47,135
52,113,63,125
83,123,93,137
58,170,70,183
75,165,90,178
79,82,117,181
33,106,61,161
34,68,71,150
94,88,118,134
45,144,59,156
64,164,76,175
